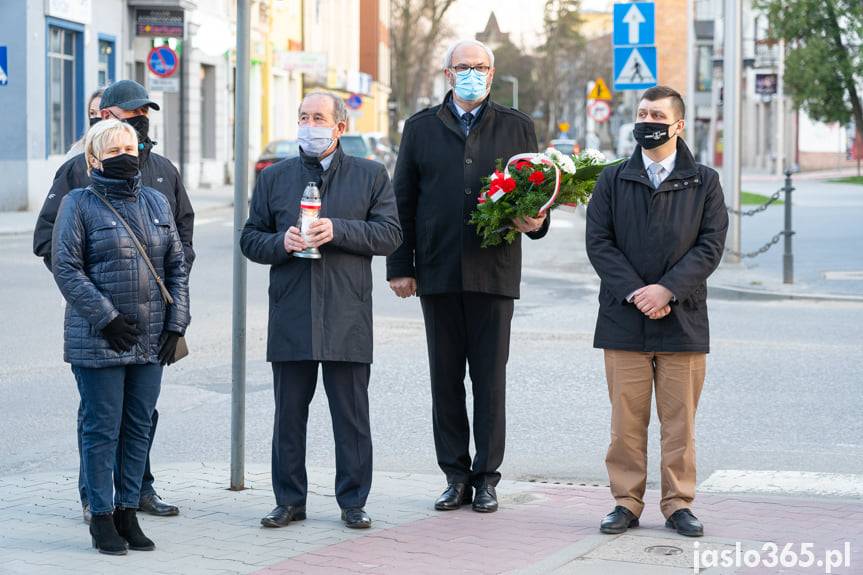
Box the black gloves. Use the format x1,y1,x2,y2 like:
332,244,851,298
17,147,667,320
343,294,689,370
102,315,141,353
158,331,183,366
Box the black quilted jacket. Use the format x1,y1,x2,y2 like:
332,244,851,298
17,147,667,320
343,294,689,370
51,171,190,367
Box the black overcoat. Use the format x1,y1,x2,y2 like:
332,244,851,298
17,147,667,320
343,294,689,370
585,139,728,353
386,92,547,298
240,146,402,364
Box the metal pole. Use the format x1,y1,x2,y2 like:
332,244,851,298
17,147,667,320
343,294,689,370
685,0,695,145
783,169,794,284
723,0,742,263
501,75,518,110
776,39,785,176
231,0,251,491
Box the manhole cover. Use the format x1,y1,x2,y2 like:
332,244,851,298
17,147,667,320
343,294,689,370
645,545,683,556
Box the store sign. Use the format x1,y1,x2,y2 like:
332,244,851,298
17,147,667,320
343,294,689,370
46,0,92,24
276,51,327,76
136,9,184,38
755,73,777,95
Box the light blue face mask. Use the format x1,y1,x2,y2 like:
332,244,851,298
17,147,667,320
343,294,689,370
453,69,489,102
297,125,335,157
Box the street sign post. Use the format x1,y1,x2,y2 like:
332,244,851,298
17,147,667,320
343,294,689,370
147,45,179,78
0,47,7,86
588,100,611,123
587,77,612,100
612,2,657,91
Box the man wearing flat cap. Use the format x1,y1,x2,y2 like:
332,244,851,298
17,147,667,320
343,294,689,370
33,79,195,522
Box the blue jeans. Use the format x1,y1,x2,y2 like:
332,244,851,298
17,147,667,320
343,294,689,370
78,407,160,508
72,364,162,515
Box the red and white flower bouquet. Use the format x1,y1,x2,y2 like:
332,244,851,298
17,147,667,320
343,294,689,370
470,147,622,247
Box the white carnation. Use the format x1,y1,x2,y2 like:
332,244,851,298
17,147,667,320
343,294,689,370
583,148,606,163
558,155,576,174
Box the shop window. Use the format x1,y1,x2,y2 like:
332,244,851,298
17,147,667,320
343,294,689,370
47,19,83,156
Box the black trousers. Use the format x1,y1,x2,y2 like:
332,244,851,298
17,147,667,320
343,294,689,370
271,361,372,510
420,292,514,487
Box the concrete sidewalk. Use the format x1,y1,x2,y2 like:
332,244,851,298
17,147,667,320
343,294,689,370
1,463,860,574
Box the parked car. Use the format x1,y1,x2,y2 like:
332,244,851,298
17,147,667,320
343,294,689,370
255,139,300,181
549,138,581,156
339,132,397,177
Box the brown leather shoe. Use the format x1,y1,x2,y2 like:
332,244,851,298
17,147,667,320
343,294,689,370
261,505,307,528
434,482,473,511
600,505,639,534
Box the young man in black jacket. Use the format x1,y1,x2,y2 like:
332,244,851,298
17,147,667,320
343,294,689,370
33,80,194,522
586,85,728,538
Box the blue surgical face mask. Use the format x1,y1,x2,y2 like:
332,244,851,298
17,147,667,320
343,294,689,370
453,69,489,102
297,125,335,157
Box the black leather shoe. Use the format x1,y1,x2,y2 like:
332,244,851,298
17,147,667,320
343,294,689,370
472,484,498,513
665,508,704,537
600,505,639,534
261,505,307,528
341,507,371,529
434,482,473,511
139,493,179,517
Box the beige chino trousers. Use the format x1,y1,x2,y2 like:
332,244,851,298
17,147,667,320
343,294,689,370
603,349,706,519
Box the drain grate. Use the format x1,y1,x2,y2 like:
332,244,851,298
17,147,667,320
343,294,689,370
645,545,683,556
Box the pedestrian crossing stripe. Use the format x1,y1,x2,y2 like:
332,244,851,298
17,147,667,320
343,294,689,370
613,46,657,91
699,469,863,498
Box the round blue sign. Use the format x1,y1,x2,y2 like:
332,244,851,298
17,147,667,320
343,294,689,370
347,93,362,110
147,46,179,78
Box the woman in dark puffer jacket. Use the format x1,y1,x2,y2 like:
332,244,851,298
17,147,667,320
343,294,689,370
51,119,189,555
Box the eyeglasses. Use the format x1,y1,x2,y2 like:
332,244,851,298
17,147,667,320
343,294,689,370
451,64,490,75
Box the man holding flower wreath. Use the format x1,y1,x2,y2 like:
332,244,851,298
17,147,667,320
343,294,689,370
386,39,549,513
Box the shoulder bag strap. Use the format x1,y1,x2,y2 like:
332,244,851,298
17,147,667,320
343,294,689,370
88,186,174,306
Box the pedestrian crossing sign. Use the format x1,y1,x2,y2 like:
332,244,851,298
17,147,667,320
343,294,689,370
613,46,657,91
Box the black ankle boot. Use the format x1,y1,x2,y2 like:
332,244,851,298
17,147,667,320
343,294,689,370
113,507,155,551
90,513,128,555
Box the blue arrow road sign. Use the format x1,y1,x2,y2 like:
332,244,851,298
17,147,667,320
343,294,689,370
0,47,7,86
613,2,655,46
613,46,657,90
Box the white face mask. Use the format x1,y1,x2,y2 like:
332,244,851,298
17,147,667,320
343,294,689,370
297,125,335,157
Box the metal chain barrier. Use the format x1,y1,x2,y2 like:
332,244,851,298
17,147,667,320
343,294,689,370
725,170,795,282
726,189,782,216
725,229,794,259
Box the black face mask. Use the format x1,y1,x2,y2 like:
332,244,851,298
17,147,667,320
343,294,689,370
100,154,139,180
124,115,150,143
89,117,102,128
633,121,675,150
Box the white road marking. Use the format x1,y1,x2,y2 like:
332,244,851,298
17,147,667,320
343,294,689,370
699,469,863,498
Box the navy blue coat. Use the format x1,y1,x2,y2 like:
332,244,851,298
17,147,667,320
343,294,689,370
240,146,402,364
34,144,195,272
585,139,728,353
52,171,190,367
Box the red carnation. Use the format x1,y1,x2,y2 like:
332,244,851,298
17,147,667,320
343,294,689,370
529,171,546,184
515,160,532,171
501,178,517,193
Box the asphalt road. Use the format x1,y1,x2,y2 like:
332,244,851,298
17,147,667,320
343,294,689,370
2,206,861,495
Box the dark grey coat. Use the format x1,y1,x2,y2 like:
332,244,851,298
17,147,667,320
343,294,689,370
585,139,728,353
52,171,190,367
386,92,547,298
240,146,402,364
